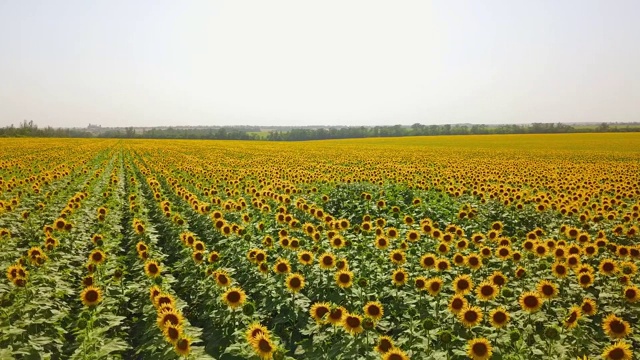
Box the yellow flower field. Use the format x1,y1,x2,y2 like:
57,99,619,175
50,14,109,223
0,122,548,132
1,133,639,359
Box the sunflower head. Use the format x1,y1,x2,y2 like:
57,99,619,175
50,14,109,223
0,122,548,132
309,302,331,324
80,286,103,307
222,287,246,309
519,291,543,313
489,307,510,328
601,340,632,360
452,274,473,295
602,314,632,339
144,260,161,278
174,336,191,357
458,306,483,328
245,322,270,344
467,337,493,360
335,270,353,289
285,273,305,293
391,268,408,286
375,335,394,354
342,313,364,335
363,301,384,321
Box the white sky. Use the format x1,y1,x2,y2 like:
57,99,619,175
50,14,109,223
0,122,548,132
0,0,639,128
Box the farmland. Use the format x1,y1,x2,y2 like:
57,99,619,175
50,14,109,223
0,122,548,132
1,133,639,360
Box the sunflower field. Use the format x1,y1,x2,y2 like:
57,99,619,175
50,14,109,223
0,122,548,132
1,133,640,360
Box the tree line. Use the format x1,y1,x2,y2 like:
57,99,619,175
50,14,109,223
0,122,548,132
1,120,639,141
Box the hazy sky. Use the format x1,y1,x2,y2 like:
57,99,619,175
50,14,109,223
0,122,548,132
1,1,638,128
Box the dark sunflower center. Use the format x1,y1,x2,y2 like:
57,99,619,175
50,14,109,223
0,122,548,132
493,276,505,286
580,275,591,284
367,306,381,316
468,258,479,266
379,339,392,352
493,312,506,323
416,279,425,288
322,257,333,265
301,254,310,262
388,354,402,360
164,313,179,325
625,289,636,299
86,290,98,302
424,257,434,266
339,274,351,283
177,339,189,350
542,285,554,295
289,277,302,288
315,307,329,318
168,327,179,339
330,310,342,320
452,299,463,309
277,264,288,272
227,291,241,303
603,263,614,272
395,273,405,282
393,253,402,261
567,312,578,323
472,343,488,355
346,316,361,328
608,348,625,360
524,296,539,308
457,280,470,290
464,311,478,322
482,286,494,296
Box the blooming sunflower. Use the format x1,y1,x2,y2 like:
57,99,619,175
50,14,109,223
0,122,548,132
273,258,291,274
420,253,436,269
389,249,406,265
414,276,427,291
327,306,346,325
382,348,410,360
489,271,507,288
375,335,394,354
452,274,474,295
335,270,353,289
342,313,364,335
602,314,632,339
623,285,640,303
285,273,305,293
297,250,314,265
318,253,336,270
551,262,569,278
536,280,558,299
163,323,182,344
564,306,581,329
581,298,597,316
363,301,384,322
519,291,543,313
80,286,103,307
466,254,482,270
144,260,161,278
489,307,510,328
426,277,443,296
577,272,594,288
458,306,483,328
476,281,498,301
157,308,183,329
599,258,618,276
174,337,191,357
448,295,468,314
222,287,246,309
251,333,275,359
391,268,408,286
467,337,493,360
601,340,632,360
375,236,390,250
246,322,270,344
309,302,331,324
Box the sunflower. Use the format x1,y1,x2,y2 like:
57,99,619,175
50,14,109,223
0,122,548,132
414,276,427,291
382,348,410,360
342,313,364,335
389,250,406,265
251,333,275,359
80,286,103,307
551,262,569,278
519,291,543,313
458,306,483,328
375,335,394,354
452,274,474,295
222,287,246,309
246,322,270,344
601,340,632,360
466,254,482,270
391,268,408,286
515,266,526,279
363,301,384,322
298,250,314,265
564,306,581,329
406,230,420,242
436,258,450,272
327,306,346,325
319,253,336,270
285,273,305,293
157,308,183,329
335,270,354,288
602,314,632,339
476,281,498,301
214,270,232,287
448,295,468,314
163,323,182,344
496,246,511,260
330,235,345,249
577,272,594,288
467,338,493,360
375,236,390,250
144,260,161,278
273,258,291,274
623,285,640,303
581,298,597,316
386,227,399,238
154,293,176,309
420,253,436,269
599,259,618,276
309,302,331,324
174,337,191,357
490,271,507,287
489,307,509,328
422,277,442,297
536,280,558,299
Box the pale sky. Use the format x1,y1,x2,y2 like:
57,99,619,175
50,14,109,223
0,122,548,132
0,1,638,128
